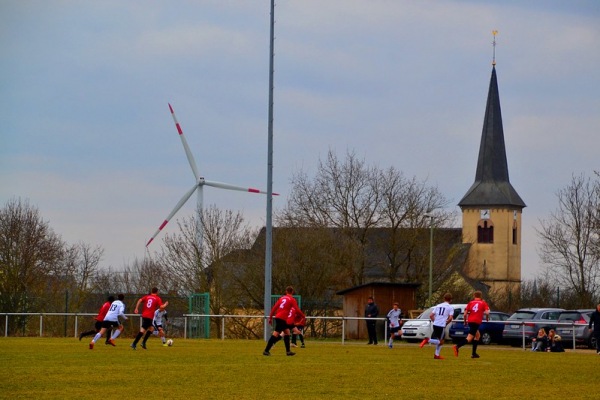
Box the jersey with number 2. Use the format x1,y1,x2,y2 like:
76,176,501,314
271,295,299,321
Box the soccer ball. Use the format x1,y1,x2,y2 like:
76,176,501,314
167,339,173,346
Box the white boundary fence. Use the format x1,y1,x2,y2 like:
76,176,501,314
0,312,591,350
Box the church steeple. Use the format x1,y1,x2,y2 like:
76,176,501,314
458,65,525,208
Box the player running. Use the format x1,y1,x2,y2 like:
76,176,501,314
419,293,454,359
131,287,168,350
263,286,302,356
453,291,490,358
386,302,402,348
79,295,114,344
89,294,127,349
152,304,169,346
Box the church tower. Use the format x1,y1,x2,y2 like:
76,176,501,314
458,50,526,298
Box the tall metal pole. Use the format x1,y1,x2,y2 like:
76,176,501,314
264,0,275,341
425,215,434,306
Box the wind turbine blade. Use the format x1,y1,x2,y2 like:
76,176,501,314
169,103,201,181
146,183,199,247
204,179,279,196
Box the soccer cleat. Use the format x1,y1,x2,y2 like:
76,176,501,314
89,342,94,350
286,351,296,356
141,343,147,350
263,351,271,356
433,355,444,359
471,354,480,359
419,338,429,348
453,345,459,357
388,344,393,349
290,343,297,348
301,343,305,348
130,343,136,350
107,339,116,347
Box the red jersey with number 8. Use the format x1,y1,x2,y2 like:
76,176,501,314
140,294,163,319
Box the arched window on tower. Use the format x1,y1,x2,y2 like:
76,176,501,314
512,221,517,245
477,220,494,243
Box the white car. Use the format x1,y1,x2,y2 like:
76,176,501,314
401,304,467,342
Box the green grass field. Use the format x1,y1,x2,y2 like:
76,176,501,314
0,337,596,399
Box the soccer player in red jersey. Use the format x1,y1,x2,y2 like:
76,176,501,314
79,295,114,343
131,287,168,350
263,286,302,356
453,290,489,358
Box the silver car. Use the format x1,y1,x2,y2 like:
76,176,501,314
502,308,564,345
555,309,595,349
401,304,467,342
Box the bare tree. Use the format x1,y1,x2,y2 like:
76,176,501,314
536,173,600,307
156,206,255,305
0,198,65,315
280,150,384,285
377,167,454,283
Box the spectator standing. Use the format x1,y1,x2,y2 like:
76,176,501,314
365,296,379,345
589,304,600,355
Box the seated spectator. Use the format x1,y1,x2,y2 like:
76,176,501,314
549,333,565,353
531,328,548,352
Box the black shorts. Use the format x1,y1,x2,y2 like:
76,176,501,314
431,325,445,340
142,317,154,330
94,321,103,331
153,323,164,331
468,322,481,336
390,326,401,334
101,320,120,329
274,318,292,334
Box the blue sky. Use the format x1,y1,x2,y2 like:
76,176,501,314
1,1,599,279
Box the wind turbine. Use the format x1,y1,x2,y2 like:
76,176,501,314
146,103,276,250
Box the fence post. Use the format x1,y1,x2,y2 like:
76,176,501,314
4,314,7,337
40,314,43,337
521,322,526,350
342,317,346,345
221,316,225,340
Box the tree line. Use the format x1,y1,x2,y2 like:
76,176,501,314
2,152,599,337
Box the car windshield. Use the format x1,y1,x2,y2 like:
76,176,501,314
417,307,434,319
558,312,581,321
508,311,535,320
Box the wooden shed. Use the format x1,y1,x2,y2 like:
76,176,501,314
336,282,420,340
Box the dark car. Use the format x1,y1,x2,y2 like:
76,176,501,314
449,311,510,345
556,309,595,349
502,308,564,346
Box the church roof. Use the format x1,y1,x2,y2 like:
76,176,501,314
458,66,526,208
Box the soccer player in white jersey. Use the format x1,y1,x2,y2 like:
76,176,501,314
386,302,402,348
152,305,169,346
89,293,128,349
419,293,454,359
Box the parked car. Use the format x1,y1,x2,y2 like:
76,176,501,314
401,304,467,342
556,309,595,349
502,308,564,345
449,311,510,345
